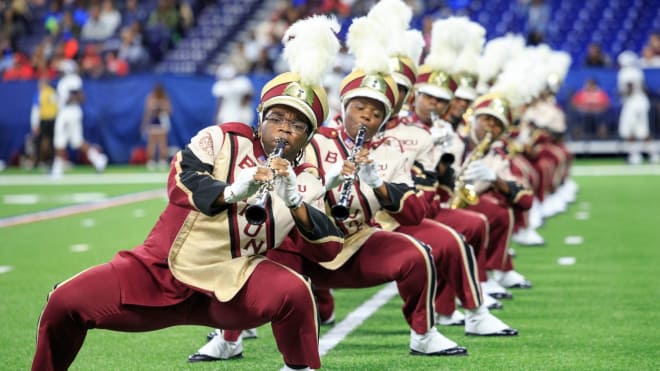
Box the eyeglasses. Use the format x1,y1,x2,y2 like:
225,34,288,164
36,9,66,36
264,116,308,134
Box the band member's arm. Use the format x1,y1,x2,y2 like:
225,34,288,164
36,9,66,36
168,126,231,216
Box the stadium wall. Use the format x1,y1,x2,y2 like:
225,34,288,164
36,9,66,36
0,69,658,165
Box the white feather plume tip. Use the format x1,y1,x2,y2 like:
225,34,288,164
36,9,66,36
347,16,391,74
282,15,341,86
367,0,412,32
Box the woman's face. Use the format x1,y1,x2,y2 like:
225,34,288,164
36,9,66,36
258,105,311,162
343,97,385,141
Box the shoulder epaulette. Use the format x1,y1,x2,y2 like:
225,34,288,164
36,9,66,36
220,122,255,138
295,163,320,178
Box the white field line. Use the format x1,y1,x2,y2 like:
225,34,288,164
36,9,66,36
0,189,165,228
319,282,399,357
571,164,660,176
0,173,167,186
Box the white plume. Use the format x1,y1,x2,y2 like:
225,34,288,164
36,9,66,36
454,20,485,75
424,18,463,73
405,29,426,67
367,0,412,32
477,34,525,91
346,16,391,74
282,15,341,86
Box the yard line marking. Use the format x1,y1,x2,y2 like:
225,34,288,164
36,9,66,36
0,189,165,228
0,173,167,186
572,164,660,176
319,282,398,357
69,244,89,253
0,266,13,274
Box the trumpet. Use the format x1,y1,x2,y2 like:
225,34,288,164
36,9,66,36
448,131,492,209
245,138,286,225
331,124,367,221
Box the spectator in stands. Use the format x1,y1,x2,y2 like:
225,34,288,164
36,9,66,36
105,50,128,76
570,78,611,139
81,4,114,41
142,83,172,170
117,26,149,70
122,0,148,27
2,52,34,81
2,0,31,50
80,43,104,78
584,43,611,67
640,32,660,68
250,47,275,75
99,0,122,37
227,41,250,74
524,0,549,37
60,10,81,39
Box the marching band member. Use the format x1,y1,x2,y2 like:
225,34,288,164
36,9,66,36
32,16,343,371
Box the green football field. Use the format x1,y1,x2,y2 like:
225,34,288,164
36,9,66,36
1,162,659,370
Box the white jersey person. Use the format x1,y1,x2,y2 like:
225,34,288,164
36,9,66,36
212,63,255,126
51,76,108,177
617,51,656,164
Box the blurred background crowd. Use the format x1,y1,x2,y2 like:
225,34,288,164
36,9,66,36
1,0,659,169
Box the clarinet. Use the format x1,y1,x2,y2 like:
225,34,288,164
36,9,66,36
331,124,367,221
245,138,286,225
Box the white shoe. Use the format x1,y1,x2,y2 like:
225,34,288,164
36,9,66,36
94,153,108,173
146,160,157,171
529,198,544,229
649,153,660,164
409,327,467,356
482,278,513,299
241,328,258,339
465,305,517,336
188,333,243,362
482,292,503,310
496,270,532,289
628,152,643,165
512,228,545,246
436,310,465,326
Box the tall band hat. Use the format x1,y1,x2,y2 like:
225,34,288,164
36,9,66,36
339,16,398,127
366,0,424,91
258,15,340,139
452,19,486,102
414,17,468,101
472,60,528,129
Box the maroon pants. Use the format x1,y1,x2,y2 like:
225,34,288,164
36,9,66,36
397,219,483,316
466,195,515,272
32,260,321,370
301,230,436,335
431,209,489,315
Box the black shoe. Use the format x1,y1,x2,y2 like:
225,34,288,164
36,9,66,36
410,346,468,356
487,301,503,310
466,328,518,337
188,352,242,363
488,291,513,300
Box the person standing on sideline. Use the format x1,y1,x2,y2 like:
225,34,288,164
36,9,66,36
617,51,656,164
51,60,108,177
142,83,172,170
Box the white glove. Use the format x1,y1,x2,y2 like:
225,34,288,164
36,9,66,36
276,165,303,208
358,160,383,188
223,167,260,203
430,121,453,146
464,160,496,182
324,161,347,191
